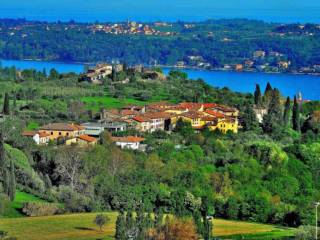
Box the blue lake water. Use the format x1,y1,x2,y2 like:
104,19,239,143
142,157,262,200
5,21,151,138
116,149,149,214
1,59,320,100
1,1,320,23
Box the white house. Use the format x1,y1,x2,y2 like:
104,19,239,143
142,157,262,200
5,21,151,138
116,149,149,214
111,136,145,150
22,131,50,145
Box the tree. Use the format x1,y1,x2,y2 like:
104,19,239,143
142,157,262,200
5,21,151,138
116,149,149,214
283,97,291,126
112,65,117,81
264,82,273,95
254,84,262,106
2,93,9,115
55,147,84,191
292,96,301,131
262,88,282,133
94,214,110,232
49,68,59,79
241,103,259,131
115,211,126,240
8,160,15,201
200,197,213,240
147,218,198,240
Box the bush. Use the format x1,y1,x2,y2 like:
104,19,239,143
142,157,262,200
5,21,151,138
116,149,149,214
22,202,61,217
0,194,11,217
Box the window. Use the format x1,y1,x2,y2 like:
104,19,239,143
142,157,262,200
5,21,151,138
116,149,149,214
51,132,53,135
59,132,62,136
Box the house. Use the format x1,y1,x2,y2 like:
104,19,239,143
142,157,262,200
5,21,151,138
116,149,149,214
80,64,112,83
22,131,50,145
253,107,268,123
111,136,145,150
253,50,266,59
207,118,238,134
65,134,97,146
77,135,98,146
180,111,206,129
211,105,239,118
81,122,105,137
39,123,85,141
278,61,291,69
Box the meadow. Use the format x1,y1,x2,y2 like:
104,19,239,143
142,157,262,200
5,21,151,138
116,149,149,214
0,212,295,240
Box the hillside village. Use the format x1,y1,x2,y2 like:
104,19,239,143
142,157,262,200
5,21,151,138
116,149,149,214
22,101,239,150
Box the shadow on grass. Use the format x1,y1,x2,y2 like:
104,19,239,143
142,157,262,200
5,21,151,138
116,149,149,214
74,227,96,231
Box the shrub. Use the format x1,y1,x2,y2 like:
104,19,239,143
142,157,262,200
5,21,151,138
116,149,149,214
22,202,61,217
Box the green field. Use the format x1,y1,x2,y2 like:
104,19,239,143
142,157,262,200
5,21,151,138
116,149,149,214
0,212,295,240
81,96,148,111
5,191,47,218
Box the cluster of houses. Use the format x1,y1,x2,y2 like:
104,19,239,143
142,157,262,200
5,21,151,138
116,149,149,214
22,102,239,151
89,21,175,36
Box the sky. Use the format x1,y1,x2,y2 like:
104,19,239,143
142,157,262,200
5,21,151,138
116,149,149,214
1,0,320,23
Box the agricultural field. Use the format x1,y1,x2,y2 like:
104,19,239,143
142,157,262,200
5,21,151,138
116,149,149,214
0,212,295,240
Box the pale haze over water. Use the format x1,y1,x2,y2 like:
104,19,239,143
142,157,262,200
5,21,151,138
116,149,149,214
1,0,320,23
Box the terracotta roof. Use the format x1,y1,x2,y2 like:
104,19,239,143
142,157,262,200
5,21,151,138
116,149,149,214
205,109,225,118
111,136,145,143
133,116,151,123
179,102,203,110
213,105,238,113
40,123,84,131
203,103,218,109
22,130,37,137
180,111,204,119
78,135,97,143
22,131,50,138
39,132,51,138
120,110,138,116
200,116,216,122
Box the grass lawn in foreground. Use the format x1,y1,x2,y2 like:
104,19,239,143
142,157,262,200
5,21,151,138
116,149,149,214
81,96,148,111
0,212,295,240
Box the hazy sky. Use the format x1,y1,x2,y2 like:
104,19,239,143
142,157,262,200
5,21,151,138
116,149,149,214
1,0,320,23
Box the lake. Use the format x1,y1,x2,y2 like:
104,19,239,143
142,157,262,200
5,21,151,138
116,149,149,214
1,59,320,100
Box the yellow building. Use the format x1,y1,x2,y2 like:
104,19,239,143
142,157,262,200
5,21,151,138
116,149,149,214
39,123,85,141
208,118,238,134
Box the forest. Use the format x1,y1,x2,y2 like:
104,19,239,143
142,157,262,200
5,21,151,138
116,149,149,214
0,65,319,239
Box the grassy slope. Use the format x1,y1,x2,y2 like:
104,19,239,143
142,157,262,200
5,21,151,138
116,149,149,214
0,213,295,240
81,96,148,111
5,191,47,218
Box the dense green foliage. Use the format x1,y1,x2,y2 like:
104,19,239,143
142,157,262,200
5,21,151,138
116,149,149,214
0,63,319,240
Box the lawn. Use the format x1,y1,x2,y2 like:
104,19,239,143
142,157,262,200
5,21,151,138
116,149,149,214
5,191,47,218
0,212,295,240
81,96,148,111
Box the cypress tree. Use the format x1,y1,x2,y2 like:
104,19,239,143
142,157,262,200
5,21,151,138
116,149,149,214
201,197,213,240
254,84,262,106
112,65,117,81
115,211,126,240
292,96,301,131
193,209,204,236
8,160,15,201
3,93,10,115
283,97,291,126
262,89,282,133
264,82,273,95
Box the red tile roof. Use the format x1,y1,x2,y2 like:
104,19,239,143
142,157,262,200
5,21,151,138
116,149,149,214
133,116,151,123
205,109,225,118
22,131,37,137
78,134,97,143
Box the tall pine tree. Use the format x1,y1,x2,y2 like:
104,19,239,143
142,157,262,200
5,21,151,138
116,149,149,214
254,84,262,106
115,211,126,240
3,93,10,115
262,88,283,133
292,96,301,131
283,97,291,127
8,159,16,201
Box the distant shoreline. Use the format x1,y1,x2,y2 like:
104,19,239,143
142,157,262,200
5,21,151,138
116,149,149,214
2,58,320,77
